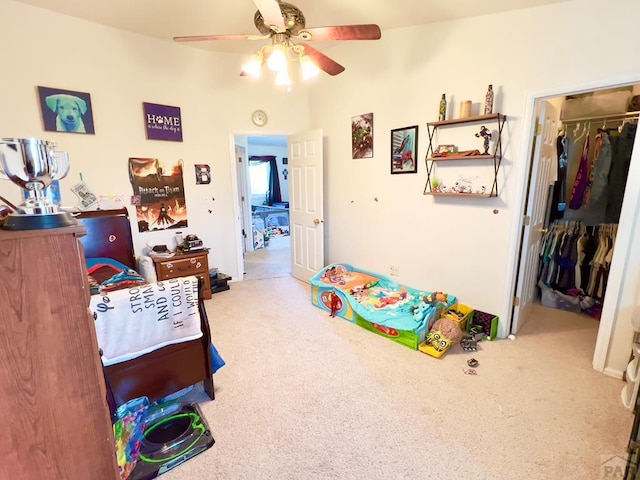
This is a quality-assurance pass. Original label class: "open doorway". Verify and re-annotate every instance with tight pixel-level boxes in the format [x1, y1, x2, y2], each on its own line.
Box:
[511, 83, 639, 370]
[234, 134, 291, 280]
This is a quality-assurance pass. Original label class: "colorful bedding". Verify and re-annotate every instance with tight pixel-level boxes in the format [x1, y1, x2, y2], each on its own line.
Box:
[310, 263, 457, 349]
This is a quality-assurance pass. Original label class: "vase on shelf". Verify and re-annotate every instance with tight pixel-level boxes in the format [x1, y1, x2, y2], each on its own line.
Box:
[439, 94, 447, 121]
[459, 100, 472, 119]
[484, 84, 494, 115]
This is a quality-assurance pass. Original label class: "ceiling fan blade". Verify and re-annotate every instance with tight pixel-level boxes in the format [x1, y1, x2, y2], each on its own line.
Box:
[298, 24, 381, 41]
[299, 43, 345, 76]
[253, 0, 286, 31]
[174, 34, 265, 42]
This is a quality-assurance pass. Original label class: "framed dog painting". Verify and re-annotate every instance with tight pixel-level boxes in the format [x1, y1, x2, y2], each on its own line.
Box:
[37, 86, 95, 134]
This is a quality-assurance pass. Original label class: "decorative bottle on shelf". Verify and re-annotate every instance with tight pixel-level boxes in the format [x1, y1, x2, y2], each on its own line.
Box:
[439, 94, 447, 121]
[484, 84, 494, 115]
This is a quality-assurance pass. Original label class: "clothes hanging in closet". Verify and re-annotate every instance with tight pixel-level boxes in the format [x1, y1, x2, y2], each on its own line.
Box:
[549, 135, 567, 221]
[606, 122, 637, 223]
[550, 120, 637, 226]
[537, 222, 617, 317]
[569, 135, 591, 210]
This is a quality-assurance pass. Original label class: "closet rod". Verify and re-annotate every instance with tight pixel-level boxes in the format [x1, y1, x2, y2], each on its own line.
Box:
[561, 110, 640, 124]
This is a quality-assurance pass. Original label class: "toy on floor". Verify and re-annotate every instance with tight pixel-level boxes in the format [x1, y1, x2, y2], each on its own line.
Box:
[419, 317, 464, 358]
[130, 402, 214, 480]
[113, 396, 150, 480]
[460, 326, 484, 352]
[329, 290, 341, 317]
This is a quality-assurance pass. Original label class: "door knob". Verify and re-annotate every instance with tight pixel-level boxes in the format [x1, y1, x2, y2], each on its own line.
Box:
[538, 228, 548, 234]
[313, 218, 324, 225]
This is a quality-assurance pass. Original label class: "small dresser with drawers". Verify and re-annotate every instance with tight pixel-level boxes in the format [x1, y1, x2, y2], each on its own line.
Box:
[152, 249, 212, 299]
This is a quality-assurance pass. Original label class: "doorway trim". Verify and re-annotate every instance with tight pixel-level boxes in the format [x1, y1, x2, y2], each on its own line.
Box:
[503, 73, 640, 374]
[228, 130, 292, 283]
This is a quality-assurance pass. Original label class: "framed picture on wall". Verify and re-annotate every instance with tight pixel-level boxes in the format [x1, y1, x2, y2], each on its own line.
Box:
[143, 102, 183, 142]
[37, 86, 95, 134]
[390, 125, 418, 174]
[352, 112, 373, 159]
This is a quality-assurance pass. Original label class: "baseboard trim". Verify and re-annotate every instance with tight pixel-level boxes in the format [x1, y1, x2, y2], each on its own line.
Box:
[604, 367, 624, 379]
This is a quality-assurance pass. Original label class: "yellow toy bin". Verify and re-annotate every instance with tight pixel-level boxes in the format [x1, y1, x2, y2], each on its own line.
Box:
[442, 304, 474, 332]
[418, 340, 449, 358]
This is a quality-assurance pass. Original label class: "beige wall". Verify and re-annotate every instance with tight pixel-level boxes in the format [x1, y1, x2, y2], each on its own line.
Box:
[0, 0, 309, 279]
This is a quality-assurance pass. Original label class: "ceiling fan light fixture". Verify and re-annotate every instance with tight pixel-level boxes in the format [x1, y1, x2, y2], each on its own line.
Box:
[267, 44, 287, 72]
[299, 54, 319, 80]
[275, 69, 292, 86]
[241, 52, 263, 79]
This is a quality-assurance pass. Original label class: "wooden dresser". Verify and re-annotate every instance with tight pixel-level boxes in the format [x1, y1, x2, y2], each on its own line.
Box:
[0, 226, 119, 479]
[152, 249, 212, 300]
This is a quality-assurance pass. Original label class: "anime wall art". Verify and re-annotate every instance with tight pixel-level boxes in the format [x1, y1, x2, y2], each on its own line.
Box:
[128, 157, 188, 232]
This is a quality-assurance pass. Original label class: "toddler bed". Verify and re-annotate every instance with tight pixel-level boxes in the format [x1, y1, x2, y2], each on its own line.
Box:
[76, 208, 223, 408]
[310, 263, 457, 349]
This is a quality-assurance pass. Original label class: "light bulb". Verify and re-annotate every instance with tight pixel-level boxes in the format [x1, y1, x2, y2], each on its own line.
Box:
[275, 69, 291, 86]
[267, 45, 288, 72]
[241, 53, 262, 79]
[300, 54, 320, 80]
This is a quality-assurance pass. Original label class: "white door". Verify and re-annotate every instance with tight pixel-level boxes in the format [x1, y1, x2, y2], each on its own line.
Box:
[235, 145, 253, 255]
[289, 129, 324, 282]
[511, 100, 560, 333]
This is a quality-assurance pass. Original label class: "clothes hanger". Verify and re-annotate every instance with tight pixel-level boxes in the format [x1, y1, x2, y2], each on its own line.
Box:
[572, 122, 582, 138]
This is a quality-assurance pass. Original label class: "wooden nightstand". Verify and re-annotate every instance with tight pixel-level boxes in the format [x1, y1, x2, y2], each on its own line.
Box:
[152, 250, 212, 300]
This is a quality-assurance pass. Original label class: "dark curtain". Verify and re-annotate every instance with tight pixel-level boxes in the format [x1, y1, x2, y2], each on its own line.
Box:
[249, 155, 282, 206]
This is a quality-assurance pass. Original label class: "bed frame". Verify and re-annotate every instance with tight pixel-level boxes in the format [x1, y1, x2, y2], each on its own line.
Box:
[76, 208, 215, 407]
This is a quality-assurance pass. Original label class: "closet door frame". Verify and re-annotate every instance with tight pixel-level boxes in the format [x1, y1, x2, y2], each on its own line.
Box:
[504, 74, 640, 376]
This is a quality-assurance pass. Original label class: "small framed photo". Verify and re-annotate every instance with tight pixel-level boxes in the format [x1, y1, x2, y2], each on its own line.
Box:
[434, 144, 457, 154]
[391, 125, 418, 174]
[282, 157, 288, 165]
[37, 86, 95, 134]
[352, 112, 373, 159]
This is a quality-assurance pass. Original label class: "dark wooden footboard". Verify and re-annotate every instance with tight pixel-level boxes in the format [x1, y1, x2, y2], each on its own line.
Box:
[104, 279, 214, 406]
[76, 209, 215, 407]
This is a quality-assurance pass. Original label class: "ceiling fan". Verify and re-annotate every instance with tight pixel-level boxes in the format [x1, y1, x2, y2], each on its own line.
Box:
[173, 0, 381, 79]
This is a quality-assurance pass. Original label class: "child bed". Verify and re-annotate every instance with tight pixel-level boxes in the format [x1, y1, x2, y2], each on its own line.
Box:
[76, 208, 220, 407]
[310, 263, 457, 349]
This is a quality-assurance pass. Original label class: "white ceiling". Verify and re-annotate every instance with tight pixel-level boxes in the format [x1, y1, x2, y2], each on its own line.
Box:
[13, 0, 572, 53]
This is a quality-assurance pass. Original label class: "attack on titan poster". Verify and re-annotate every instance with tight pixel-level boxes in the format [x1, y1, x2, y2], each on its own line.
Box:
[128, 157, 188, 232]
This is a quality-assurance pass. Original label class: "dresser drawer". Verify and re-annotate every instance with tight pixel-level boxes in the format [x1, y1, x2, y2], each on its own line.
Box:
[156, 255, 208, 280]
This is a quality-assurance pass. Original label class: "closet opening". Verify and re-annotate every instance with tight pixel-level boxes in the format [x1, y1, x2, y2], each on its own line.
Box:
[511, 84, 639, 368]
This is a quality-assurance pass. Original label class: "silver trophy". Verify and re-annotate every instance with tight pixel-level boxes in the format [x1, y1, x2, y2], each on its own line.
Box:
[0, 137, 77, 230]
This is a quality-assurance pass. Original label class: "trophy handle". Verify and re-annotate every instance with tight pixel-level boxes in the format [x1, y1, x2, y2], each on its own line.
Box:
[0, 143, 10, 180]
[49, 151, 70, 181]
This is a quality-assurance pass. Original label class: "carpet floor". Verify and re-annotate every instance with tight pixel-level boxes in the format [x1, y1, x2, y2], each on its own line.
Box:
[243, 235, 290, 281]
[164, 276, 633, 480]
